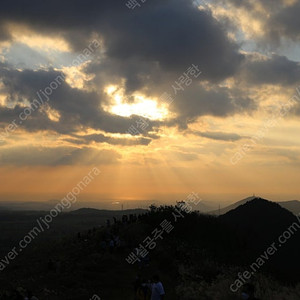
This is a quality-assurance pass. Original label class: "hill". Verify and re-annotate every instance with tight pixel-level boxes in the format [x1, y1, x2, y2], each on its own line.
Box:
[0, 201, 299, 299]
[278, 200, 300, 215]
[219, 198, 298, 241]
[209, 196, 300, 216]
[209, 195, 256, 215]
[219, 197, 300, 281]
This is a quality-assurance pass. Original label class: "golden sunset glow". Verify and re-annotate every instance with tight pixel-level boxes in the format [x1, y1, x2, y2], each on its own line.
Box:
[110, 96, 168, 120]
[0, 0, 299, 207]
[104, 85, 169, 120]
[8, 23, 70, 52]
[1, 2, 300, 299]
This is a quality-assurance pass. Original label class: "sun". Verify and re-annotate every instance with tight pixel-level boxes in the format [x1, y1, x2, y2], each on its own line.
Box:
[104, 85, 169, 120]
[110, 95, 168, 120]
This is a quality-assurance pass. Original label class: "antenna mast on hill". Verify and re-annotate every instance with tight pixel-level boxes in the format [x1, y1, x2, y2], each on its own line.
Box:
[218, 204, 221, 216]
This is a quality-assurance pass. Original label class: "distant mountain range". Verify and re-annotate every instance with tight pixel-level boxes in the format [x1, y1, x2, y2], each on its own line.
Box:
[70, 207, 146, 215]
[0, 196, 299, 215]
[0, 199, 217, 212]
[209, 196, 300, 216]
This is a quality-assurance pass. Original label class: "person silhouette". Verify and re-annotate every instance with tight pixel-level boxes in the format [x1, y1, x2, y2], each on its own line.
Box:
[134, 274, 150, 300]
[24, 290, 39, 300]
[151, 275, 165, 300]
[14, 290, 24, 300]
[241, 283, 259, 300]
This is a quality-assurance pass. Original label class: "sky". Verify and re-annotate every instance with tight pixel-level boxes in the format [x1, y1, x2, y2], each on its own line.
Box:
[0, 0, 300, 206]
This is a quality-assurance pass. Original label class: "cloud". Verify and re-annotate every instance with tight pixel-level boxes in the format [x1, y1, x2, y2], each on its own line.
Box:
[0, 65, 155, 137]
[0, 0, 243, 81]
[0, 0, 272, 154]
[219, 0, 300, 45]
[0, 62, 257, 138]
[0, 23, 10, 42]
[167, 84, 256, 128]
[100, 1, 243, 82]
[0, 0, 258, 142]
[191, 130, 244, 142]
[0, 146, 121, 166]
[66, 133, 152, 146]
[240, 54, 300, 86]
[268, 2, 300, 42]
[1, 2, 297, 92]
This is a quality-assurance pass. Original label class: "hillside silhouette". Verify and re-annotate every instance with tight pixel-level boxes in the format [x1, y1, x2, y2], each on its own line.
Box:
[0, 199, 299, 299]
[219, 198, 300, 282]
[210, 196, 300, 216]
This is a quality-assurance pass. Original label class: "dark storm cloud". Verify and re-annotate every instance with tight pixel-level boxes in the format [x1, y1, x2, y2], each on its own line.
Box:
[100, 1, 243, 82]
[268, 2, 300, 42]
[241, 55, 300, 86]
[86, 57, 164, 95]
[221, 0, 300, 44]
[0, 59, 254, 138]
[0, 146, 121, 166]
[82, 0, 245, 97]
[167, 84, 256, 128]
[0, 65, 155, 138]
[0, 0, 243, 82]
[0, 0, 259, 141]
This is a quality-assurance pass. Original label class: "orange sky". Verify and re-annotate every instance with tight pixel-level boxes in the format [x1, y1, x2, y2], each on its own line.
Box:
[0, 1, 300, 205]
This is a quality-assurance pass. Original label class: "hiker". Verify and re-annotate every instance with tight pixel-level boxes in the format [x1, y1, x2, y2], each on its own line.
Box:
[141, 279, 152, 300]
[114, 235, 121, 252]
[122, 215, 128, 224]
[24, 290, 39, 300]
[14, 289, 24, 300]
[109, 239, 115, 253]
[241, 283, 260, 300]
[100, 240, 107, 252]
[134, 276, 150, 300]
[47, 258, 55, 271]
[151, 275, 165, 300]
[134, 275, 142, 300]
